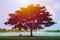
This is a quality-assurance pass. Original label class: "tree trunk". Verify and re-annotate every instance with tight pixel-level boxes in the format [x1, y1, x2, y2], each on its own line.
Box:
[30, 28, 33, 36]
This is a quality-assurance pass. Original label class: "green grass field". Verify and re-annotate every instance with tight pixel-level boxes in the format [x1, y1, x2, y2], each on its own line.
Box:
[0, 36, 60, 40]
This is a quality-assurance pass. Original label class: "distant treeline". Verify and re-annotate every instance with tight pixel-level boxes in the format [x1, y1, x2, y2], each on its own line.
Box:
[0, 28, 35, 32]
[0, 28, 7, 32]
[0, 28, 27, 32]
[45, 30, 60, 32]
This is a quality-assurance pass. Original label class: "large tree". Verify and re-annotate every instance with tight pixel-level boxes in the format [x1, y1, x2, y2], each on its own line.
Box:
[4, 4, 55, 36]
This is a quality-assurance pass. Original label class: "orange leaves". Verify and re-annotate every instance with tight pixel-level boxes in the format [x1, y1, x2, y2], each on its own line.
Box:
[4, 4, 55, 30]
[15, 4, 42, 19]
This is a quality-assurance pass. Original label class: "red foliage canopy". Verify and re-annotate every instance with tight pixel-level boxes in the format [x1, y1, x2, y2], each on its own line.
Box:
[4, 4, 55, 30]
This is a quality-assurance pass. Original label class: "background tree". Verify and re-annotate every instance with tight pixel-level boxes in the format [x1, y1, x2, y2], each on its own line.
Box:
[4, 4, 55, 36]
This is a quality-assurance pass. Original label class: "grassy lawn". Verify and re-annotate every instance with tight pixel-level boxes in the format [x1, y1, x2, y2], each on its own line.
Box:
[0, 36, 60, 40]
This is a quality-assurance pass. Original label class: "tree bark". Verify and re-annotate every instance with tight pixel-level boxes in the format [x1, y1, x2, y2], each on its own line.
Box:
[30, 27, 33, 36]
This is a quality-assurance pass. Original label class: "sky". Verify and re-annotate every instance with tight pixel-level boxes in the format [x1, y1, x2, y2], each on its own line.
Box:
[0, 0, 60, 30]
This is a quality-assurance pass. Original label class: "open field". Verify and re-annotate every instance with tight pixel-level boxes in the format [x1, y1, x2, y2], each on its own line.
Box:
[0, 36, 60, 40]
